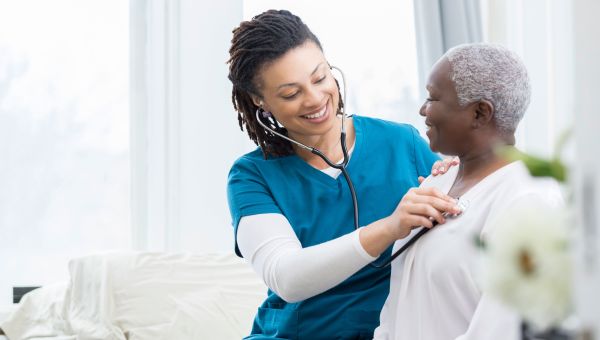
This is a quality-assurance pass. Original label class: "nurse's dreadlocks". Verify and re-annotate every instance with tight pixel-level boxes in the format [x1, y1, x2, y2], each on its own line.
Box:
[227, 10, 342, 158]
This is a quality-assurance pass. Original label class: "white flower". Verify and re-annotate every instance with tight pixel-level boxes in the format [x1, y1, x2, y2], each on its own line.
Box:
[482, 199, 571, 330]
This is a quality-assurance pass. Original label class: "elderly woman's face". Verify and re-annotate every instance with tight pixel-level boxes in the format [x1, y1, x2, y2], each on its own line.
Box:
[419, 58, 473, 155]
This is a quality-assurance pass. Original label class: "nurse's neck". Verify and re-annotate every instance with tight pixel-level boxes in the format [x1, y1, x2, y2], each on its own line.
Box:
[292, 117, 356, 170]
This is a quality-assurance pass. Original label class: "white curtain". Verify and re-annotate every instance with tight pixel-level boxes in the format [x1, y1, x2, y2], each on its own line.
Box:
[413, 0, 483, 97]
[482, 0, 574, 158]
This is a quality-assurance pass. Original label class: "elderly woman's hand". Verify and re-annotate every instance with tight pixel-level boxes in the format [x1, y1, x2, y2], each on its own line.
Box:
[418, 157, 460, 184]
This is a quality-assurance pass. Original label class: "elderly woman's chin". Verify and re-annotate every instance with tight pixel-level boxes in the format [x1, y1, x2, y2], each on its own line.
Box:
[426, 135, 442, 153]
[429, 140, 455, 157]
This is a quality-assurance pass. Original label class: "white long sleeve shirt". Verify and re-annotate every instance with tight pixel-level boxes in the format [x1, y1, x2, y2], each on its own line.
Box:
[237, 145, 381, 303]
[237, 214, 376, 302]
[373, 161, 563, 340]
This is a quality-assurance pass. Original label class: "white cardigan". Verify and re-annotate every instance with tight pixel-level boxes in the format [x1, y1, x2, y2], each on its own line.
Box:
[374, 161, 563, 340]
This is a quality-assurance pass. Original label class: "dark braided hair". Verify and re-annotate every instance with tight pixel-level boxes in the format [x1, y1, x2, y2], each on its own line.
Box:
[227, 10, 341, 158]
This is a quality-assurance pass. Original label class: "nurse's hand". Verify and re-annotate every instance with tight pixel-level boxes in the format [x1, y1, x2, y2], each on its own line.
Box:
[359, 187, 460, 257]
[387, 187, 461, 240]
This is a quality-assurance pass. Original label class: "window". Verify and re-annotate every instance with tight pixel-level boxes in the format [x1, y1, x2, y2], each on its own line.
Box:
[0, 1, 130, 306]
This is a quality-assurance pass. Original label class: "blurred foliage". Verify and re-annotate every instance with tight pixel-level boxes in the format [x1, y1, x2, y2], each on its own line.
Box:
[498, 147, 567, 182]
[497, 129, 571, 183]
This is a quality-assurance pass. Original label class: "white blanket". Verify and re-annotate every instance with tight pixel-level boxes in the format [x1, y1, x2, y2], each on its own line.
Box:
[0, 252, 266, 340]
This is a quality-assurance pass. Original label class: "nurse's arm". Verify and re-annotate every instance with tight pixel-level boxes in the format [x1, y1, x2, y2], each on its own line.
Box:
[238, 213, 377, 303]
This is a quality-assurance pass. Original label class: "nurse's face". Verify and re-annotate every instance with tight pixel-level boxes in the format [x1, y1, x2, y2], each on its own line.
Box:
[253, 41, 340, 142]
[419, 58, 473, 155]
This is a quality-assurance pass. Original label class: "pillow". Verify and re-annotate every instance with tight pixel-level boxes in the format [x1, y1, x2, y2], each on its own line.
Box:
[74, 252, 266, 339]
[0, 280, 123, 340]
[1, 251, 266, 340]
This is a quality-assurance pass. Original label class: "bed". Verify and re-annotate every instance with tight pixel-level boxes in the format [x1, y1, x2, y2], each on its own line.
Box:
[0, 252, 266, 340]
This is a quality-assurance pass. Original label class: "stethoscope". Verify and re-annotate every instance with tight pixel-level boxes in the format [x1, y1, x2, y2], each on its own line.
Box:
[255, 65, 466, 268]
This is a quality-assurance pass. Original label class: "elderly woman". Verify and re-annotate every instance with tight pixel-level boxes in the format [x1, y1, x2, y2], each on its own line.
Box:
[373, 43, 562, 339]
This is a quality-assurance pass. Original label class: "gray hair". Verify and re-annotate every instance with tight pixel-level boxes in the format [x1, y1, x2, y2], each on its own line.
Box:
[444, 43, 531, 134]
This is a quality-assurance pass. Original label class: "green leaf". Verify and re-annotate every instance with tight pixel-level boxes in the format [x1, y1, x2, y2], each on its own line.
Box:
[496, 146, 567, 182]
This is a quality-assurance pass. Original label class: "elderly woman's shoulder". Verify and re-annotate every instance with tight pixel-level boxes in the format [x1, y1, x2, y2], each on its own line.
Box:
[499, 161, 565, 207]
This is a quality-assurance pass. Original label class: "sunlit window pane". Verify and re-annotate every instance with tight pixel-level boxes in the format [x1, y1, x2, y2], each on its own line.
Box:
[0, 0, 129, 305]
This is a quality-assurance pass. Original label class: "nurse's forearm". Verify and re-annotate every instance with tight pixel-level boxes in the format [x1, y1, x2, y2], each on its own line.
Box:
[238, 214, 378, 303]
[266, 230, 377, 302]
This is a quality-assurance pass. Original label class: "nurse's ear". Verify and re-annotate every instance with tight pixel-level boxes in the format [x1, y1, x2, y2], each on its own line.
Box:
[472, 99, 494, 129]
[251, 95, 263, 108]
[251, 96, 273, 119]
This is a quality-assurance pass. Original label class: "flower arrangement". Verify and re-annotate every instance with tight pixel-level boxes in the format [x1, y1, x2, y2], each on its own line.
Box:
[481, 200, 571, 330]
[480, 131, 574, 339]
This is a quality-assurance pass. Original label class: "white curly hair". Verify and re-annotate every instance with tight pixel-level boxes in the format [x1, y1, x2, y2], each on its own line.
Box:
[444, 43, 531, 134]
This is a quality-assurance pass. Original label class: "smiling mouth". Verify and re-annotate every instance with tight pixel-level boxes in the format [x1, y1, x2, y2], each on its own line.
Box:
[301, 102, 328, 119]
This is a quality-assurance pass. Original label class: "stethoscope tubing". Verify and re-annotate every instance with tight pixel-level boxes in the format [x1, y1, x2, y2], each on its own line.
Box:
[254, 65, 433, 268]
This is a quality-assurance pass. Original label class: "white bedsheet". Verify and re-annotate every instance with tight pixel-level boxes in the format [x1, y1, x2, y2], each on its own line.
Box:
[0, 252, 266, 340]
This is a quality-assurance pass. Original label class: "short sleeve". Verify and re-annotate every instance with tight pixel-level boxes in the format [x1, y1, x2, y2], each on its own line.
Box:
[227, 156, 282, 256]
[410, 126, 440, 178]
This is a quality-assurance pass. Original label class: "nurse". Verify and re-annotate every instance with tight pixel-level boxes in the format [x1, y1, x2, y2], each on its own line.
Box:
[226, 10, 460, 339]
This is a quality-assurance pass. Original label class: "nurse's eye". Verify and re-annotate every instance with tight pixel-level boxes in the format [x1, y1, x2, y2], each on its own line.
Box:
[282, 92, 299, 100]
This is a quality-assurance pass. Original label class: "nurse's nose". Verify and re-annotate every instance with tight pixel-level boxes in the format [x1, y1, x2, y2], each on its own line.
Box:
[303, 85, 323, 108]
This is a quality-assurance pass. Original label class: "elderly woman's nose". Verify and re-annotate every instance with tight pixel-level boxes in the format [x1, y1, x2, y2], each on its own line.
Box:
[419, 103, 427, 117]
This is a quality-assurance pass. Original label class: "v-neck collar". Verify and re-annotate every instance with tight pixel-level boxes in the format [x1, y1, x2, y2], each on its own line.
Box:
[438, 160, 524, 202]
[289, 116, 365, 187]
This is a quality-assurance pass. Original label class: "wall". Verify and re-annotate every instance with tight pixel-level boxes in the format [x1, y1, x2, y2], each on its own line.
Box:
[573, 0, 600, 335]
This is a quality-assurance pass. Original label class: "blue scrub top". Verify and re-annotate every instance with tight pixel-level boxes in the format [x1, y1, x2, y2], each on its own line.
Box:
[227, 116, 439, 339]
